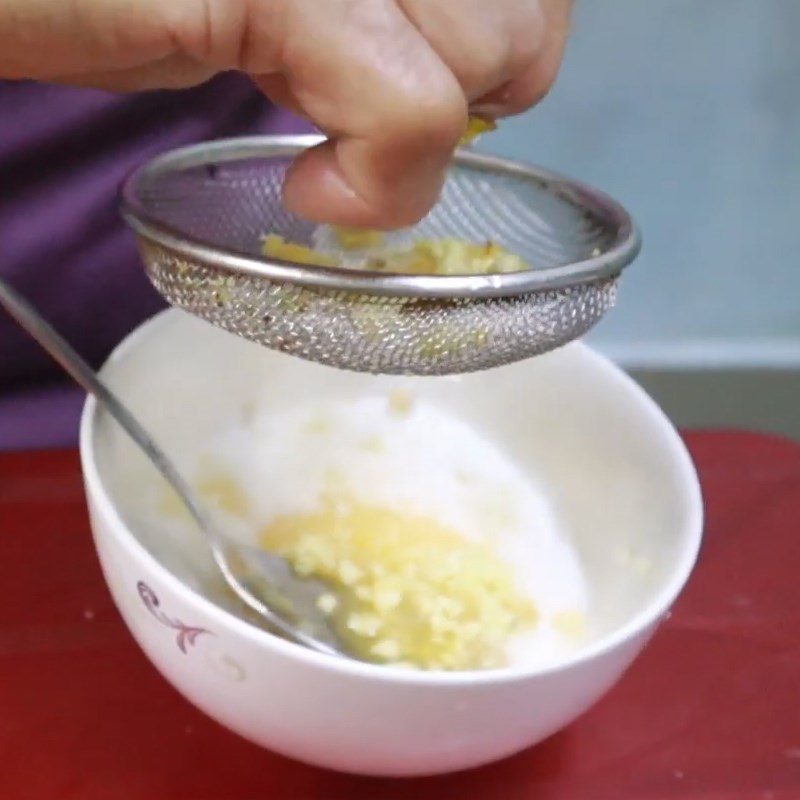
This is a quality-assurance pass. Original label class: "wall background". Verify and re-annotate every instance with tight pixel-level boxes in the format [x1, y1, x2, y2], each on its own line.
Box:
[476, 0, 800, 371]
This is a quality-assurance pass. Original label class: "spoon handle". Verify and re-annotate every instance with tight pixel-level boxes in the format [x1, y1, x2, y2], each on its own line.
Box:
[0, 278, 346, 657]
[0, 278, 207, 531]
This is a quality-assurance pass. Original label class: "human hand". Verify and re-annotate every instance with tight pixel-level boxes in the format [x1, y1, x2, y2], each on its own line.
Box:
[1, 0, 572, 227]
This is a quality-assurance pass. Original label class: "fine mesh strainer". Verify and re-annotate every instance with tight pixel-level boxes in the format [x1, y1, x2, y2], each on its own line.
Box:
[121, 135, 640, 375]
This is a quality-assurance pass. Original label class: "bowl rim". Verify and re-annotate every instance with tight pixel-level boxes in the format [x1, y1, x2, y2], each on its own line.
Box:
[80, 309, 703, 687]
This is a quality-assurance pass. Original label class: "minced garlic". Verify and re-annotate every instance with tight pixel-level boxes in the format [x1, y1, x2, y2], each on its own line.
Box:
[387, 388, 414, 418]
[261, 233, 337, 268]
[461, 114, 497, 145]
[330, 226, 386, 251]
[260, 116, 528, 278]
[325, 114, 493, 255]
[316, 593, 339, 614]
[262, 234, 529, 276]
[259, 487, 537, 671]
[368, 239, 529, 276]
[552, 610, 588, 641]
[159, 465, 249, 521]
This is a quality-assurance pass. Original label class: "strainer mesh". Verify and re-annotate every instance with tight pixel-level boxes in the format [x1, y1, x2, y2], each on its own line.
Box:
[132, 152, 623, 375]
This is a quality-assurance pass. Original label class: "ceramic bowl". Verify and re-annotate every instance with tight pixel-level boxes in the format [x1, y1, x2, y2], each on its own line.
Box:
[80, 309, 702, 777]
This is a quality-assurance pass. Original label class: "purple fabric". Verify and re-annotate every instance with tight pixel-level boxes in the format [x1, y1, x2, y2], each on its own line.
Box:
[0, 384, 85, 451]
[0, 75, 308, 451]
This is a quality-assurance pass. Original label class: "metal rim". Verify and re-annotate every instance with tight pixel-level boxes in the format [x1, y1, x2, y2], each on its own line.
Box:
[120, 135, 641, 299]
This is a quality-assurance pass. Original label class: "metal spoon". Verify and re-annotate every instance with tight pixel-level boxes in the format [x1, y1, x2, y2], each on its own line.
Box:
[0, 277, 346, 659]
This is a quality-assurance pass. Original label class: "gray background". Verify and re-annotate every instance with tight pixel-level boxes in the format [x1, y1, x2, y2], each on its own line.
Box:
[475, 0, 800, 437]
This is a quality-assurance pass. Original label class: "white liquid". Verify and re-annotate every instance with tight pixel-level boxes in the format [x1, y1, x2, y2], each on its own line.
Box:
[144, 393, 591, 669]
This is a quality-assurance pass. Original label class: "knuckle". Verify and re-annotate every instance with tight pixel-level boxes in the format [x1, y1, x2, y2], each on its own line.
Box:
[449, 6, 546, 97]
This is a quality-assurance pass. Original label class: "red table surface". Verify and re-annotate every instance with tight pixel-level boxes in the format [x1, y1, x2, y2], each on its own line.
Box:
[0, 431, 799, 800]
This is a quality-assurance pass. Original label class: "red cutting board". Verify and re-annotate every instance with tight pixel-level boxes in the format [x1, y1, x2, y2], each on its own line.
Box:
[0, 431, 799, 799]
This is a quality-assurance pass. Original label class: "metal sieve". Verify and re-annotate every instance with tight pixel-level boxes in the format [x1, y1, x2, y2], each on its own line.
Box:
[121, 135, 640, 375]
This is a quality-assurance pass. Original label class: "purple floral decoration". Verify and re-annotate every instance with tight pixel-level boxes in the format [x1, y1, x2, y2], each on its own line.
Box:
[137, 581, 212, 654]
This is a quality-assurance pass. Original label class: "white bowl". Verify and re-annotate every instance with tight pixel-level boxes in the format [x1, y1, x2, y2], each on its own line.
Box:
[80, 309, 702, 777]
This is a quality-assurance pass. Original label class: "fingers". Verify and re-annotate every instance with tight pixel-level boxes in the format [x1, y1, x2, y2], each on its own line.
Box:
[398, 0, 573, 120]
[1, 0, 180, 80]
[397, 0, 546, 104]
[472, 0, 573, 117]
[179, 0, 573, 228]
[51, 53, 215, 92]
[273, 0, 467, 229]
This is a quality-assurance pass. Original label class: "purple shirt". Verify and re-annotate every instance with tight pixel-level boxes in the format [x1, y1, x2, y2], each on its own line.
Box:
[0, 75, 307, 451]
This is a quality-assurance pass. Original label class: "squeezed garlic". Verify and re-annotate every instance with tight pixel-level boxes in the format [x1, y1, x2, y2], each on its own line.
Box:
[260, 485, 538, 670]
[260, 116, 529, 278]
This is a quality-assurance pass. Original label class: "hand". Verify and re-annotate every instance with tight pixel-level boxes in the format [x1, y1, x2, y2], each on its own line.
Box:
[1, 0, 572, 228]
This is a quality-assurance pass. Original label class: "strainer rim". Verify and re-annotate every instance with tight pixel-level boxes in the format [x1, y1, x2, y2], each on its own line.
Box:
[120, 135, 640, 299]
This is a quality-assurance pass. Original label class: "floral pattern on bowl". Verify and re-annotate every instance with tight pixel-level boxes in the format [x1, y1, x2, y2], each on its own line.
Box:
[137, 581, 212, 654]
